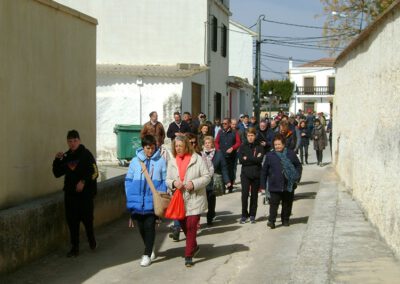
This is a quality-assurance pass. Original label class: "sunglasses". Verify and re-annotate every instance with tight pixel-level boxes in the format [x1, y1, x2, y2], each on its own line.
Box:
[222, 122, 229, 125]
[190, 141, 197, 144]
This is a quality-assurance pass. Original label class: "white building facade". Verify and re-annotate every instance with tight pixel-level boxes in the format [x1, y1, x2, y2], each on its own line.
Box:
[288, 58, 336, 117]
[57, 0, 230, 161]
[228, 20, 255, 119]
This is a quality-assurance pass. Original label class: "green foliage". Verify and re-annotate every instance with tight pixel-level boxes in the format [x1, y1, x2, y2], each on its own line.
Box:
[319, 0, 396, 54]
[260, 80, 294, 104]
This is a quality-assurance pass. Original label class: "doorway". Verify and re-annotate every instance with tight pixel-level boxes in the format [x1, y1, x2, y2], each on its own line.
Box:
[191, 83, 202, 117]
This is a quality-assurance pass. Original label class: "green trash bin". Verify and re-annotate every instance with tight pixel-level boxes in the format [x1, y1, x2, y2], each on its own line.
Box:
[113, 124, 142, 165]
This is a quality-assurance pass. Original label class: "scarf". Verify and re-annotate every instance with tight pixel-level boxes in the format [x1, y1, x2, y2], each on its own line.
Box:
[176, 154, 191, 182]
[201, 149, 215, 176]
[275, 148, 299, 192]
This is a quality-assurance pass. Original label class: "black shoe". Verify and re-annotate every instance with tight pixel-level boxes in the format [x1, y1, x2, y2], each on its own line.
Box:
[67, 247, 79, 257]
[168, 229, 180, 242]
[267, 221, 275, 229]
[207, 220, 213, 226]
[185, 257, 194, 267]
[282, 220, 290, 227]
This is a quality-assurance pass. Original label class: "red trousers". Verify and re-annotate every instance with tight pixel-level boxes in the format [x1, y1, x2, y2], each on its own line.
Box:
[180, 215, 200, 257]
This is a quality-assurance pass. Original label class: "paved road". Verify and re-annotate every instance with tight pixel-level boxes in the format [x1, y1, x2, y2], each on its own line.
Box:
[3, 150, 329, 284]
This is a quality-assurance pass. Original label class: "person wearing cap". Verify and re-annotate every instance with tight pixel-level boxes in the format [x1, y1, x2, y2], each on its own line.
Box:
[52, 130, 99, 257]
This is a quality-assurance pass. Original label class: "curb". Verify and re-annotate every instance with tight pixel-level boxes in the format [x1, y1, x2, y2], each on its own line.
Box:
[290, 167, 339, 284]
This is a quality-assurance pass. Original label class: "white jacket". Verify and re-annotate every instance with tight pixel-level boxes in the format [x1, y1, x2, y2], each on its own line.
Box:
[166, 154, 211, 216]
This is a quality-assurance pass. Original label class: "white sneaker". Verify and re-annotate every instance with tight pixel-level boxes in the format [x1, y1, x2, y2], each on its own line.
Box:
[140, 255, 151, 267]
[150, 251, 156, 261]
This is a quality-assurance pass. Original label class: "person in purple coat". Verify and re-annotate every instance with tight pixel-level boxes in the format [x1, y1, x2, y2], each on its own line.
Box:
[260, 134, 302, 229]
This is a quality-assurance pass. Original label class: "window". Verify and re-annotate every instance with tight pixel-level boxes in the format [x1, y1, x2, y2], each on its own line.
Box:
[211, 16, 218, 52]
[304, 77, 314, 94]
[215, 92, 222, 119]
[221, 24, 227, 57]
[328, 77, 335, 94]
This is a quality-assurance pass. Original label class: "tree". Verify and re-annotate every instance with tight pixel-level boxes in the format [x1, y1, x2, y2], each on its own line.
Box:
[319, 0, 396, 54]
[260, 80, 294, 109]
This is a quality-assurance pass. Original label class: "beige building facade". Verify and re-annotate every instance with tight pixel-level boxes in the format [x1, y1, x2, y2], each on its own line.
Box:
[334, 1, 400, 256]
[0, 0, 97, 209]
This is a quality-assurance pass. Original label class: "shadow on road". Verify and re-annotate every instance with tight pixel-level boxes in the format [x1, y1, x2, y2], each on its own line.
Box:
[153, 243, 250, 265]
[294, 192, 317, 201]
[298, 181, 319, 186]
[198, 225, 242, 237]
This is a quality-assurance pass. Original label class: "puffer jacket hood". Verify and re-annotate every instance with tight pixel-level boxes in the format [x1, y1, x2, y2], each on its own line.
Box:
[135, 147, 162, 162]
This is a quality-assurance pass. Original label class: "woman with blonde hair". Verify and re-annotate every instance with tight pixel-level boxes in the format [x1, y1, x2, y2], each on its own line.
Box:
[166, 135, 211, 267]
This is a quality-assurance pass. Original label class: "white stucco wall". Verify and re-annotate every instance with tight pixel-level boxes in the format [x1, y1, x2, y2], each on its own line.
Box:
[229, 21, 255, 84]
[96, 74, 185, 161]
[290, 68, 335, 88]
[56, 0, 207, 65]
[0, 0, 97, 208]
[208, 1, 230, 118]
[334, 5, 400, 257]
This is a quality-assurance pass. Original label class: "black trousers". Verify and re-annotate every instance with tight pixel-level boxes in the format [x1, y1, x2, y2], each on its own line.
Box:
[316, 150, 323, 164]
[206, 190, 216, 222]
[241, 174, 260, 218]
[132, 214, 156, 257]
[64, 193, 95, 249]
[299, 144, 309, 163]
[225, 154, 236, 184]
[269, 191, 295, 223]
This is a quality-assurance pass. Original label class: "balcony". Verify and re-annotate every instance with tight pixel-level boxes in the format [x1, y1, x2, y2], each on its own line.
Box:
[296, 86, 335, 96]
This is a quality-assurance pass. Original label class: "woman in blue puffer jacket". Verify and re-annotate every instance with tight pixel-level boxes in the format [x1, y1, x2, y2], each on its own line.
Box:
[125, 135, 167, 267]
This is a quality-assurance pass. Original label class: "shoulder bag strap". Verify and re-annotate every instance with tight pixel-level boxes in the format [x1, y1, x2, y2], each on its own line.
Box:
[140, 161, 158, 195]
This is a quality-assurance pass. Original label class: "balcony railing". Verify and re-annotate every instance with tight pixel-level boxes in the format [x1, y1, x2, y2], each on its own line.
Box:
[296, 86, 335, 95]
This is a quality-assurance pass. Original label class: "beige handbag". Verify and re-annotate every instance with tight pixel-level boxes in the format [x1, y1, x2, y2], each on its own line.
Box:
[140, 161, 171, 218]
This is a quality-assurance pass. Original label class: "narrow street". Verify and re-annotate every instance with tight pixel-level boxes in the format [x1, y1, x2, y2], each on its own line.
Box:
[3, 151, 327, 284]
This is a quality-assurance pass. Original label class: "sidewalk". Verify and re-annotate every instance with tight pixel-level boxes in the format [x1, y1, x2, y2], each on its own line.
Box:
[290, 165, 400, 283]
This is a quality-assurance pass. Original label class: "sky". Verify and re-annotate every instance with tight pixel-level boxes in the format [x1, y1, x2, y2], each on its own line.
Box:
[230, 0, 331, 80]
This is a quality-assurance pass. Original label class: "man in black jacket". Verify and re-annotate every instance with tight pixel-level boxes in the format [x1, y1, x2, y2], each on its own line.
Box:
[167, 112, 192, 141]
[53, 130, 98, 257]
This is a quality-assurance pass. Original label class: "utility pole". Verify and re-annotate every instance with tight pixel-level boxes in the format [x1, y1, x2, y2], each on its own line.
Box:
[254, 15, 265, 123]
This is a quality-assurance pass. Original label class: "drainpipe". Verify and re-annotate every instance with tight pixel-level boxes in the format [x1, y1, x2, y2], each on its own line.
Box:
[206, 0, 212, 117]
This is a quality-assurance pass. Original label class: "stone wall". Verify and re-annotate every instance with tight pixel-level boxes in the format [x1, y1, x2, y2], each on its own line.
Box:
[0, 176, 126, 274]
[333, 2, 400, 257]
[0, 0, 97, 209]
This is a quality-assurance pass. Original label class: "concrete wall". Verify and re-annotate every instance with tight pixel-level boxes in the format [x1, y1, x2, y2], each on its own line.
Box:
[0, 0, 97, 209]
[334, 4, 400, 256]
[0, 175, 126, 274]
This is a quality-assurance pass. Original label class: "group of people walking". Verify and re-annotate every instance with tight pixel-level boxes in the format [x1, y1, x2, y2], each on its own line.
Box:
[52, 108, 329, 268]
